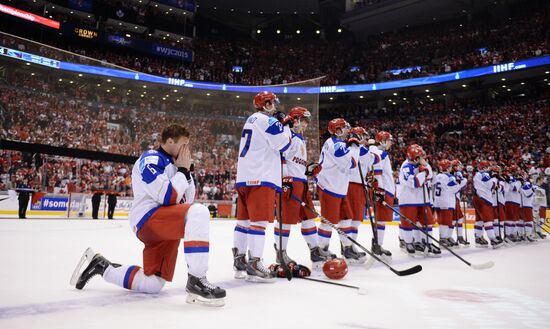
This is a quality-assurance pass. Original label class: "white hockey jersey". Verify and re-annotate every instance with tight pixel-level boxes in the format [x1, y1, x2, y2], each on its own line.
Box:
[534, 185, 547, 208]
[283, 131, 308, 183]
[349, 145, 375, 185]
[473, 171, 497, 207]
[433, 173, 465, 210]
[497, 180, 506, 206]
[397, 160, 433, 206]
[504, 176, 522, 205]
[371, 148, 396, 197]
[236, 112, 292, 192]
[454, 170, 465, 200]
[129, 148, 195, 234]
[316, 137, 357, 198]
[521, 181, 535, 208]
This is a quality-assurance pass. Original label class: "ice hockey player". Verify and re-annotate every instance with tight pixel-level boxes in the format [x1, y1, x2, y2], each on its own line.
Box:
[70, 124, 226, 307]
[520, 173, 536, 242]
[503, 164, 522, 243]
[533, 176, 547, 239]
[368, 131, 396, 259]
[397, 144, 440, 257]
[433, 159, 466, 248]
[450, 159, 469, 246]
[232, 91, 293, 282]
[274, 106, 329, 269]
[492, 165, 506, 243]
[472, 160, 503, 248]
[345, 126, 373, 263]
[315, 118, 363, 264]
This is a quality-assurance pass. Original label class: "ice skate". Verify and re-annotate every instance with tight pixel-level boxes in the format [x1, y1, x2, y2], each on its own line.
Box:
[186, 274, 226, 307]
[232, 247, 247, 279]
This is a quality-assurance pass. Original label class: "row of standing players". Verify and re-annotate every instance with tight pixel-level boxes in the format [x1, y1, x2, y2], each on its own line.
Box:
[231, 91, 548, 282]
[69, 91, 547, 307]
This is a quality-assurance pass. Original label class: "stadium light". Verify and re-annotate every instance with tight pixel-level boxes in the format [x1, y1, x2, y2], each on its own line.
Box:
[337, 28, 342, 33]
[296, 30, 301, 34]
[276, 30, 281, 34]
[256, 29, 261, 34]
[316, 30, 320, 34]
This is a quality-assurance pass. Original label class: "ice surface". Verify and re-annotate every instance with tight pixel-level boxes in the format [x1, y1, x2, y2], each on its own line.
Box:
[1, 219, 549, 329]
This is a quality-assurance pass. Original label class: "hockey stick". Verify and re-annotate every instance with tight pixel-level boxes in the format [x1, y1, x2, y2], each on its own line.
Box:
[298, 276, 368, 295]
[495, 180, 503, 239]
[278, 153, 292, 281]
[289, 194, 422, 276]
[462, 196, 469, 243]
[357, 161, 379, 246]
[357, 161, 378, 269]
[379, 201, 495, 270]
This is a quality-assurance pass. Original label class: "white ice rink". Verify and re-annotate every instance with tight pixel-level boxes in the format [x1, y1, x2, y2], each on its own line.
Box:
[1, 218, 549, 329]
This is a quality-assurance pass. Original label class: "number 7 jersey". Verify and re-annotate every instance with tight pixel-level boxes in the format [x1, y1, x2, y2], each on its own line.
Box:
[236, 111, 292, 192]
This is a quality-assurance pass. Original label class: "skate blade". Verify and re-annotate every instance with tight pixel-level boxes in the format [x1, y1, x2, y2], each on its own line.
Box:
[381, 255, 392, 263]
[70, 247, 95, 286]
[234, 270, 246, 279]
[426, 253, 442, 258]
[245, 275, 276, 283]
[186, 293, 225, 307]
[475, 244, 489, 249]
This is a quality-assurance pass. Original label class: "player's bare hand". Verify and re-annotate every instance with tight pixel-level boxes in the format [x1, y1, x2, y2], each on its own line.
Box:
[175, 143, 192, 169]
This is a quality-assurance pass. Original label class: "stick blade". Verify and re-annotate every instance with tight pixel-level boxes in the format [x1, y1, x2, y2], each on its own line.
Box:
[393, 264, 423, 276]
[363, 255, 376, 270]
[471, 261, 494, 270]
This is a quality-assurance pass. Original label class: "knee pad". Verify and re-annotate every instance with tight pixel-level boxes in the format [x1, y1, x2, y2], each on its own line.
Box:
[142, 275, 166, 294]
[185, 204, 210, 240]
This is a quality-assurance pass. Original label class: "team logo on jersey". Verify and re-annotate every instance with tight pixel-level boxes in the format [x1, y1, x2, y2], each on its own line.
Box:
[139, 156, 159, 173]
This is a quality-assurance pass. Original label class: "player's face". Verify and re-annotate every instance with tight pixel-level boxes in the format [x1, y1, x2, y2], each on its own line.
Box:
[294, 118, 309, 133]
[166, 136, 189, 157]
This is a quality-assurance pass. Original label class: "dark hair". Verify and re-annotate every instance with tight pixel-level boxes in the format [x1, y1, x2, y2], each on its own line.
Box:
[161, 124, 190, 143]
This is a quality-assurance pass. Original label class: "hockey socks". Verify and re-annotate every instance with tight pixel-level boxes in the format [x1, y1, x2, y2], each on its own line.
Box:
[103, 265, 165, 294]
[233, 219, 249, 254]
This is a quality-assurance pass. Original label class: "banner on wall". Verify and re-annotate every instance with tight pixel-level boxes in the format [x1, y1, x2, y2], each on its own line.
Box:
[105, 34, 193, 62]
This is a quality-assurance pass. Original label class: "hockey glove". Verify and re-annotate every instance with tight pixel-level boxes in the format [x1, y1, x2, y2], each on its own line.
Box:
[274, 111, 294, 128]
[346, 132, 361, 147]
[282, 177, 293, 199]
[305, 162, 321, 177]
[374, 190, 385, 203]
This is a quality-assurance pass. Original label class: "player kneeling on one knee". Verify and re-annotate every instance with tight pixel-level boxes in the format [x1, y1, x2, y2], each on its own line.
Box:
[70, 124, 226, 307]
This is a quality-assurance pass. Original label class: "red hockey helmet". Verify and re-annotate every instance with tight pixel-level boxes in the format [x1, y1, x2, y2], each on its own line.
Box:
[438, 159, 452, 172]
[350, 126, 368, 138]
[451, 159, 463, 169]
[253, 91, 279, 110]
[507, 164, 520, 174]
[490, 165, 501, 173]
[323, 258, 348, 280]
[288, 106, 311, 122]
[327, 118, 350, 135]
[478, 160, 491, 171]
[406, 144, 426, 161]
[375, 131, 393, 143]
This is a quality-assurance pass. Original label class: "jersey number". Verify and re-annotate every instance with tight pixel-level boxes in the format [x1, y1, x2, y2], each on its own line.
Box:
[435, 182, 442, 197]
[240, 129, 253, 157]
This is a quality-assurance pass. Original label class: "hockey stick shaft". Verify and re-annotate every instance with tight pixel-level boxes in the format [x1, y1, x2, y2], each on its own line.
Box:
[278, 153, 292, 281]
[298, 276, 365, 293]
[462, 195, 468, 242]
[357, 161, 379, 245]
[289, 194, 422, 276]
[380, 200, 488, 268]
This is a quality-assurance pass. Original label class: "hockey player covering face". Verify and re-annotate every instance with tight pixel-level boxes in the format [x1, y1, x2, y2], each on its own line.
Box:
[71, 124, 226, 307]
